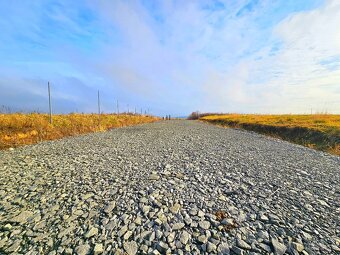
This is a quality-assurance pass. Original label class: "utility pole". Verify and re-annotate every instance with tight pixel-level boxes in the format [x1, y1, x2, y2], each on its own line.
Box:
[48, 82, 52, 124]
[117, 100, 119, 115]
[98, 90, 101, 126]
[127, 104, 129, 114]
[135, 107, 137, 115]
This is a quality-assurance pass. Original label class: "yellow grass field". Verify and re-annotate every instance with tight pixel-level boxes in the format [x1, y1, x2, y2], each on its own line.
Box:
[201, 114, 340, 155]
[0, 113, 159, 150]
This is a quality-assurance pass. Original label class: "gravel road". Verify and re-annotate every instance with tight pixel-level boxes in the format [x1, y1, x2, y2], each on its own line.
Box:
[0, 120, 339, 255]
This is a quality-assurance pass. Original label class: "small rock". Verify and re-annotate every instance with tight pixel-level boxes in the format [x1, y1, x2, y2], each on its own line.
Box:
[237, 239, 251, 250]
[258, 243, 272, 253]
[231, 246, 245, 255]
[207, 242, 217, 253]
[149, 174, 160, 180]
[180, 231, 190, 244]
[94, 243, 103, 255]
[135, 216, 142, 225]
[157, 241, 169, 253]
[124, 231, 133, 240]
[3, 223, 12, 231]
[271, 238, 287, 255]
[75, 244, 91, 255]
[260, 214, 269, 222]
[170, 203, 181, 214]
[292, 242, 304, 252]
[123, 241, 138, 255]
[10, 211, 34, 224]
[64, 248, 73, 255]
[221, 218, 234, 225]
[82, 193, 93, 200]
[167, 232, 175, 243]
[218, 243, 230, 254]
[85, 227, 98, 238]
[198, 235, 208, 244]
[104, 201, 116, 214]
[198, 221, 210, 230]
[118, 225, 128, 237]
[257, 230, 269, 240]
[301, 231, 312, 241]
[172, 222, 185, 230]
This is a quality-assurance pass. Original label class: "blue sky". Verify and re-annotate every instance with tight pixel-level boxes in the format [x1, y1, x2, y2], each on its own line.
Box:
[0, 0, 339, 115]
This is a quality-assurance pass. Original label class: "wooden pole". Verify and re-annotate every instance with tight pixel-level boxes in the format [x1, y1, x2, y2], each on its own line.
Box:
[48, 82, 52, 124]
[98, 90, 101, 126]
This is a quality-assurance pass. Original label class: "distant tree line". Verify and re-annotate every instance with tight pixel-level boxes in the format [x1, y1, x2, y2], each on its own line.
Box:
[187, 111, 226, 120]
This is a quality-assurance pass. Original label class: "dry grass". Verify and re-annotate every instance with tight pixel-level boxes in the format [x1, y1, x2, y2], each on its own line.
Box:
[201, 114, 340, 155]
[0, 113, 159, 150]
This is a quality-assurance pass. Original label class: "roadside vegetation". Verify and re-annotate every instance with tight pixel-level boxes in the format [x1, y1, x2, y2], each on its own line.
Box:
[0, 113, 159, 150]
[192, 113, 340, 156]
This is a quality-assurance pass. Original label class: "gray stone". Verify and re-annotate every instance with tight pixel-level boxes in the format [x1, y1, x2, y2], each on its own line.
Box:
[291, 242, 304, 252]
[170, 203, 181, 214]
[124, 230, 133, 240]
[104, 201, 116, 213]
[118, 225, 128, 237]
[271, 238, 287, 255]
[258, 243, 272, 253]
[172, 222, 185, 230]
[10, 211, 34, 224]
[157, 241, 169, 253]
[197, 235, 208, 244]
[237, 239, 251, 250]
[94, 243, 103, 255]
[198, 221, 210, 230]
[84, 227, 98, 238]
[180, 230, 190, 244]
[123, 241, 138, 255]
[75, 244, 91, 255]
[257, 230, 269, 240]
[149, 174, 160, 180]
[207, 242, 217, 253]
[231, 246, 245, 255]
[218, 243, 230, 254]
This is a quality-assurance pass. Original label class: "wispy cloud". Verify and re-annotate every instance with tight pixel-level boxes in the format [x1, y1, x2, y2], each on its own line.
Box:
[0, 0, 339, 115]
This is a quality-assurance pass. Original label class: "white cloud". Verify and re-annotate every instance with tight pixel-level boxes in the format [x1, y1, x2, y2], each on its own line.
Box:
[254, 0, 340, 113]
[200, 0, 340, 114]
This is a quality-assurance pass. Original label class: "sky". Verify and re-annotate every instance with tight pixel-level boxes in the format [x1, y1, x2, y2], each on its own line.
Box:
[0, 0, 339, 116]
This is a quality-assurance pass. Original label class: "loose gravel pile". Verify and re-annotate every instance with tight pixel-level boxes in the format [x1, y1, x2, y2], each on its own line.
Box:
[0, 120, 339, 255]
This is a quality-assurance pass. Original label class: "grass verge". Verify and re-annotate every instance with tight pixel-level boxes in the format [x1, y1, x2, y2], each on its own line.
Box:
[200, 114, 340, 156]
[0, 113, 159, 150]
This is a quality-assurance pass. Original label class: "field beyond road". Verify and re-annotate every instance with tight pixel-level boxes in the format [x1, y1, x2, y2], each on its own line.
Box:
[0, 113, 159, 150]
[200, 114, 340, 155]
[0, 120, 339, 254]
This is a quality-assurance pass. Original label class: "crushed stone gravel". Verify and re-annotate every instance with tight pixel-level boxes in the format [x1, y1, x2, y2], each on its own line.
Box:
[0, 120, 339, 254]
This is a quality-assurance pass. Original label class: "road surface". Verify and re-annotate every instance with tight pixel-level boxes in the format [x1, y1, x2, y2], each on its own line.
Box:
[0, 120, 339, 254]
